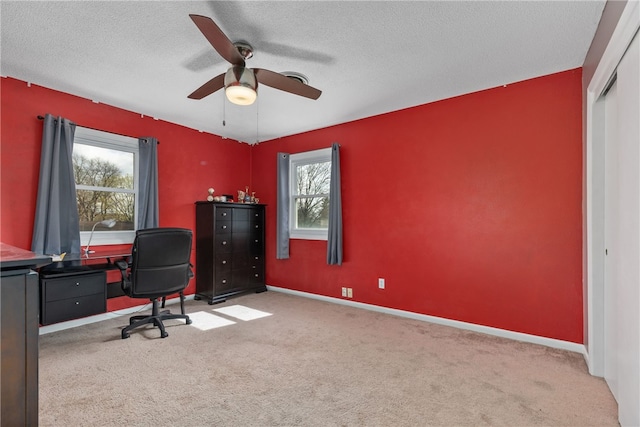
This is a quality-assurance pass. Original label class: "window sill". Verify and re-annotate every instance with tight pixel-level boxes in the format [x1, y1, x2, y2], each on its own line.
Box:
[290, 231, 328, 241]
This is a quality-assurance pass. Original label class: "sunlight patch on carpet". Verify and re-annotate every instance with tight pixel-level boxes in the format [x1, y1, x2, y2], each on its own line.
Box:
[213, 305, 273, 321]
[188, 311, 236, 330]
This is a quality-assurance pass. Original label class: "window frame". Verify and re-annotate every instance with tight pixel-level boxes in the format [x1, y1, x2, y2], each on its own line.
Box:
[73, 127, 139, 246]
[289, 147, 332, 241]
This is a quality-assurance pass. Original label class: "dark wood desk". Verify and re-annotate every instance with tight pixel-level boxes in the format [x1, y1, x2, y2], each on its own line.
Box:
[1, 243, 52, 427]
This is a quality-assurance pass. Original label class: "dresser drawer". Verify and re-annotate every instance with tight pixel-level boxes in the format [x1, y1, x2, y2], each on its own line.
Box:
[215, 253, 232, 271]
[214, 233, 232, 253]
[250, 209, 264, 223]
[215, 274, 233, 293]
[215, 220, 231, 233]
[42, 271, 106, 302]
[42, 293, 106, 325]
[216, 207, 232, 221]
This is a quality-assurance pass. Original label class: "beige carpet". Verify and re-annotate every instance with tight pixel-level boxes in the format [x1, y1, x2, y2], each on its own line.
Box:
[38, 291, 618, 426]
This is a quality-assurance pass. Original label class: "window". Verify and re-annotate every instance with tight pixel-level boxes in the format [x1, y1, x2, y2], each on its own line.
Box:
[289, 148, 332, 240]
[73, 127, 139, 246]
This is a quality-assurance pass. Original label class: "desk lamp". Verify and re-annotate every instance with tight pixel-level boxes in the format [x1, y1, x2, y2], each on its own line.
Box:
[84, 219, 116, 255]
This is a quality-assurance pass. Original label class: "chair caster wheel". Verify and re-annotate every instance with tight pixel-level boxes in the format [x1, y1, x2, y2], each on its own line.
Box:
[186, 318, 192, 325]
[122, 332, 130, 339]
[161, 331, 168, 338]
[194, 295, 201, 301]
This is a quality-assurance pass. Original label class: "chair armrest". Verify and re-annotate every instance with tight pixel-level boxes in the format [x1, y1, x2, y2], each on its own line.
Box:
[114, 259, 130, 292]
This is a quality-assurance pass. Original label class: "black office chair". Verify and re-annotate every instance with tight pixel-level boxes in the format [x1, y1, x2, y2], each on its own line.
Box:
[115, 227, 193, 339]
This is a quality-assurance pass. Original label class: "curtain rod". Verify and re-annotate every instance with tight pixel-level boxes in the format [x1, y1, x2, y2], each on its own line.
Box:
[36, 115, 159, 144]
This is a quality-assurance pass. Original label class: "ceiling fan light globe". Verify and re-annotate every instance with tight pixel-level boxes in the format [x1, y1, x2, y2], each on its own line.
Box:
[224, 66, 257, 106]
[225, 85, 257, 106]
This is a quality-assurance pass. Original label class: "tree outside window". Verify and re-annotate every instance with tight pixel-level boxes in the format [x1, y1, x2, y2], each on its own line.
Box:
[72, 126, 139, 246]
[289, 147, 332, 240]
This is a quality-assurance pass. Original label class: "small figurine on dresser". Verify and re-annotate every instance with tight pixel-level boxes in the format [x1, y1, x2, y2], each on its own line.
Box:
[206, 187, 215, 202]
[237, 187, 259, 203]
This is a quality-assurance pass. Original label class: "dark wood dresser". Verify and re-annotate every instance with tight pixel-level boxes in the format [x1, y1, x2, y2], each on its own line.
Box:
[194, 202, 266, 304]
[1, 243, 51, 427]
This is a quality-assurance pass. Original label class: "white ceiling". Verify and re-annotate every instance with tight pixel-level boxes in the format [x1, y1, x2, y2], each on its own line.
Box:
[1, 1, 605, 144]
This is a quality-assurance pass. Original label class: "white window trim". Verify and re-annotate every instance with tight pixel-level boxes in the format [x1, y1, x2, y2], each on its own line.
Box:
[74, 127, 139, 246]
[289, 147, 331, 241]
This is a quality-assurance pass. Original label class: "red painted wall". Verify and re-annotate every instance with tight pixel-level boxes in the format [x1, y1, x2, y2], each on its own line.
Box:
[0, 77, 251, 310]
[251, 69, 584, 343]
[1, 69, 583, 342]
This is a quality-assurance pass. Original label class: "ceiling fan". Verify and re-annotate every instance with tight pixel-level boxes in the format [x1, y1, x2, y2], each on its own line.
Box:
[187, 14, 322, 106]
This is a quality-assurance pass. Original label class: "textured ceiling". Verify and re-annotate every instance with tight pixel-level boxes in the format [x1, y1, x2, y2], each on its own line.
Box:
[1, 1, 605, 144]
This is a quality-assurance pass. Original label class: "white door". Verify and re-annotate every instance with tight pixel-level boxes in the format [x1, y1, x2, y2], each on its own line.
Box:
[603, 31, 640, 427]
[613, 31, 640, 427]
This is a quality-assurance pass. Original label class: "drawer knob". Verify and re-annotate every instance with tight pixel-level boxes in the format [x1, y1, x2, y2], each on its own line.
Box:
[254, 274, 259, 278]
[222, 241, 227, 245]
[222, 212, 227, 216]
[75, 282, 80, 286]
[75, 301, 80, 305]
[255, 225, 259, 228]
[222, 279, 227, 284]
[222, 260, 227, 264]
[222, 225, 227, 229]
[255, 239, 259, 243]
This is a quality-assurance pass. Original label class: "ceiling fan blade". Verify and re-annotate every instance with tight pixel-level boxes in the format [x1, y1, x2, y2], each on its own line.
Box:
[254, 69, 322, 100]
[188, 73, 225, 100]
[189, 14, 245, 67]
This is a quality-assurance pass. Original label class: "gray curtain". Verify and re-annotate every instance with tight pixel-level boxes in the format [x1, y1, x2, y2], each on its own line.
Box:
[31, 114, 81, 255]
[327, 143, 343, 265]
[138, 137, 159, 229]
[276, 152, 290, 259]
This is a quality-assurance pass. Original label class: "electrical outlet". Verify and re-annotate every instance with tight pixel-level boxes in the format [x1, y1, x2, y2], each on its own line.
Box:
[347, 288, 353, 298]
[378, 278, 385, 289]
[342, 287, 347, 297]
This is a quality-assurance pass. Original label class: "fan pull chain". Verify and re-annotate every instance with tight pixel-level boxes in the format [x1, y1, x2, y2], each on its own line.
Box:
[255, 98, 259, 144]
[222, 94, 226, 126]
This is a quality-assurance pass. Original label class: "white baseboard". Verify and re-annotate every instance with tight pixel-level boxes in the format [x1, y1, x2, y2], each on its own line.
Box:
[267, 285, 587, 356]
[39, 287, 588, 358]
[38, 294, 194, 335]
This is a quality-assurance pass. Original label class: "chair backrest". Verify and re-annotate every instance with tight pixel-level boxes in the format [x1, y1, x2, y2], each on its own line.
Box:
[128, 227, 193, 299]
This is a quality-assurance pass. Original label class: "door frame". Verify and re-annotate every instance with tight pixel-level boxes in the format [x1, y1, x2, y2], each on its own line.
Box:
[585, 0, 639, 377]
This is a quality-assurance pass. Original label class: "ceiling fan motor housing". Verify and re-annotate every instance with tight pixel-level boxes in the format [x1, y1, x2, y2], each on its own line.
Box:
[224, 66, 258, 105]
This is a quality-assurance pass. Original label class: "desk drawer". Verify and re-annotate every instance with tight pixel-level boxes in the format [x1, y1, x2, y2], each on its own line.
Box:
[42, 293, 106, 325]
[42, 272, 106, 302]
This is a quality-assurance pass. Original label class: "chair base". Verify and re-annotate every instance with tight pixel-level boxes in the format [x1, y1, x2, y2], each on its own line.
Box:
[121, 294, 191, 339]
